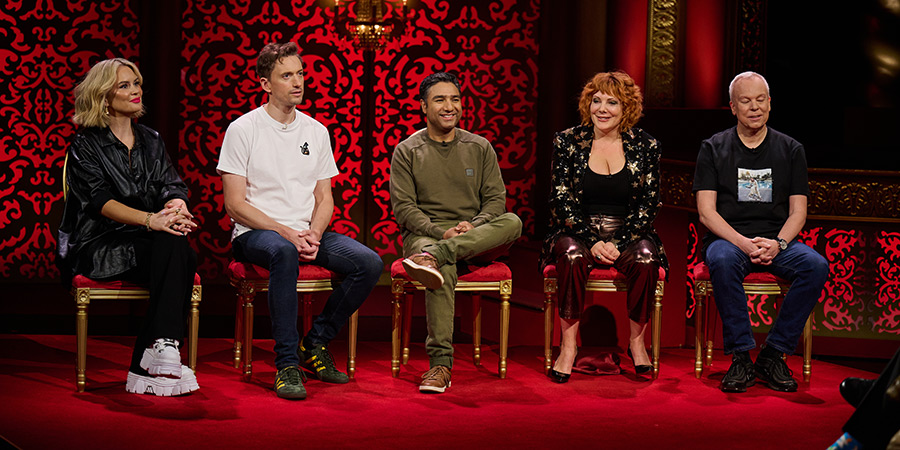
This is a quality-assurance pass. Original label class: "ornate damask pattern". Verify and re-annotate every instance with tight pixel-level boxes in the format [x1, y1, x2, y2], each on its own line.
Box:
[645, 0, 678, 107]
[180, 0, 539, 280]
[181, 1, 360, 279]
[370, 0, 540, 259]
[685, 219, 900, 339]
[662, 162, 900, 222]
[684, 222, 701, 320]
[808, 171, 900, 221]
[808, 227, 865, 333]
[0, 0, 138, 282]
[736, 0, 766, 73]
[874, 231, 900, 334]
[659, 159, 695, 209]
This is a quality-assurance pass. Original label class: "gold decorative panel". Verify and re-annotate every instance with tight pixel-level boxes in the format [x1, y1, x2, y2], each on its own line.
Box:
[661, 160, 900, 222]
[646, 0, 679, 107]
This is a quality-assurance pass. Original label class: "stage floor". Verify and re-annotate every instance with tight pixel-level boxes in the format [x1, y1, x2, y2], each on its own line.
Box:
[0, 334, 873, 449]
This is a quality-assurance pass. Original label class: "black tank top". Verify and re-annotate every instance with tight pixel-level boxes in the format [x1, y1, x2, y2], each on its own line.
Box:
[583, 167, 630, 216]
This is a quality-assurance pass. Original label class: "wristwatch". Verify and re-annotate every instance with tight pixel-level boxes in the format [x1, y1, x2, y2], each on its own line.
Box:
[775, 237, 788, 251]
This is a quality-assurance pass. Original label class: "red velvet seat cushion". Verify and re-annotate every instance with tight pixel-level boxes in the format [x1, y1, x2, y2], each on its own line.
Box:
[390, 259, 511, 282]
[226, 260, 333, 281]
[72, 273, 201, 289]
[692, 262, 787, 284]
[542, 264, 666, 282]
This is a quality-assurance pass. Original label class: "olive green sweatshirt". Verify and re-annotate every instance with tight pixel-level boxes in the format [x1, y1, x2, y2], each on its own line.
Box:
[390, 128, 508, 240]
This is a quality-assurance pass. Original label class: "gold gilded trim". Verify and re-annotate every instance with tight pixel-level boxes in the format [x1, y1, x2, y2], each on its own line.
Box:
[660, 159, 900, 222]
[646, 0, 679, 107]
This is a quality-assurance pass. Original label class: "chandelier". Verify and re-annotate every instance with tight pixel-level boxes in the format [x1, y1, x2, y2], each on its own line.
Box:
[332, 0, 410, 51]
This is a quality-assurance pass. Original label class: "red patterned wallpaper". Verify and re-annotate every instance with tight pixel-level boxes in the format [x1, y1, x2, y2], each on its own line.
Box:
[685, 223, 900, 339]
[180, 0, 539, 280]
[0, 0, 139, 282]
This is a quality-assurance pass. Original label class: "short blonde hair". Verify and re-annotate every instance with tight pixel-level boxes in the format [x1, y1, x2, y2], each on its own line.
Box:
[577, 71, 643, 132]
[73, 58, 144, 127]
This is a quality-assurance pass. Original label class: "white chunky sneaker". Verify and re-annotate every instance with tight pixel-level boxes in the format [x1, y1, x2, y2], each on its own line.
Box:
[140, 338, 182, 378]
[126, 365, 199, 396]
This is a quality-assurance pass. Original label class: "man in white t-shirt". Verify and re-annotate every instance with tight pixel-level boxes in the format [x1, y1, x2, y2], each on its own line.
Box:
[217, 42, 382, 400]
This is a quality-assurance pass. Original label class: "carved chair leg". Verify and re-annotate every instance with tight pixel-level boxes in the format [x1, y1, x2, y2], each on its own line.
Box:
[803, 313, 813, 382]
[233, 287, 243, 369]
[498, 293, 510, 379]
[402, 292, 413, 365]
[391, 287, 402, 378]
[302, 293, 313, 336]
[694, 291, 705, 379]
[472, 293, 482, 366]
[348, 310, 358, 379]
[242, 297, 254, 382]
[705, 293, 716, 368]
[543, 290, 555, 375]
[188, 285, 201, 371]
[651, 283, 663, 380]
[75, 298, 89, 393]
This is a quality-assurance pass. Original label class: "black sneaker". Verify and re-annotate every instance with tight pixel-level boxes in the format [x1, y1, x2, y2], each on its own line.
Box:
[274, 366, 307, 399]
[300, 340, 350, 384]
[755, 352, 798, 392]
[720, 354, 756, 393]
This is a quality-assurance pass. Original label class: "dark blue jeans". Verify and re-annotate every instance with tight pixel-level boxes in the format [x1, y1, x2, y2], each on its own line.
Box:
[233, 230, 383, 370]
[704, 238, 828, 355]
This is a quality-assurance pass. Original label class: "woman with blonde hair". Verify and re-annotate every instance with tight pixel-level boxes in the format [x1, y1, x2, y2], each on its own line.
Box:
[542, 71, 668, 383]
[58, 58, 199, 396]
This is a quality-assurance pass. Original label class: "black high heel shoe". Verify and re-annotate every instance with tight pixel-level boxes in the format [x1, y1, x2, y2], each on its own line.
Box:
[548, 368, 571, 383]
[627, 348, 652, 375]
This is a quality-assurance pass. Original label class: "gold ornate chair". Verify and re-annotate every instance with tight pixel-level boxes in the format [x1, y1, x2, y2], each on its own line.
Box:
[542, 265, 666, 379]
[64, 154, 201, 393]
[692, 262, 813, 381]
[389, 259, 512, 378]
[72, 274, 202, 392]
[226, 261, 358, 381]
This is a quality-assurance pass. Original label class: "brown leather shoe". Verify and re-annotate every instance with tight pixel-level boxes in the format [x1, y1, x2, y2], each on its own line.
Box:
[419, 365, 451, 393]
[402, 253, 444, 290]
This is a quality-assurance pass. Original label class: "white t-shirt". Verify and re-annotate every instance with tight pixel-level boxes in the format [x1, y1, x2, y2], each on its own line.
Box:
[217, 106, 339, 239]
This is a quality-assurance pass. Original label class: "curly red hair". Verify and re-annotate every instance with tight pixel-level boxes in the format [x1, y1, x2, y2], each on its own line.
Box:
[577, 71, 643, 131]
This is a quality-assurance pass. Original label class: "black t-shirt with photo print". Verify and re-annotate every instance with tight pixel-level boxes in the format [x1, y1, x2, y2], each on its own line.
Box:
[692, 126, 809, 247]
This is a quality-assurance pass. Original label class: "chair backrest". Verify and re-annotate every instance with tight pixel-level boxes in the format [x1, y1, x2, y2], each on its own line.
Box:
[62, 152, 70, 201]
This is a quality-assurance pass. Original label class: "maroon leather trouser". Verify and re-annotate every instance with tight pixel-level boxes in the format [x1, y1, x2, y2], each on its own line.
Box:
[552, 215, 660, 322]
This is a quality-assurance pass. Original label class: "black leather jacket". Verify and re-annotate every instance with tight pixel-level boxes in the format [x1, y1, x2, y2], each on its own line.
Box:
[57, 124, 189, 281]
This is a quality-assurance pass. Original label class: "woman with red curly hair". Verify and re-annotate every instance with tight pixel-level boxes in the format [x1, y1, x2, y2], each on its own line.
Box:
[542, 71, 668, 383]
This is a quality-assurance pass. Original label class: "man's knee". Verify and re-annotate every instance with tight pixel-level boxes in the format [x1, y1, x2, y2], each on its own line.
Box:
[269, 240, 300, 267]
[705, 240, 743, 270]
[806, 250, 829, 282]
[497, 212, 523, 237]
[359, 248, 384, 279]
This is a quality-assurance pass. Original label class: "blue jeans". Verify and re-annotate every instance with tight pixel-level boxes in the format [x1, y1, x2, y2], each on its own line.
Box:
[233, 230, 383, 370]
[704, 238, 828, 355]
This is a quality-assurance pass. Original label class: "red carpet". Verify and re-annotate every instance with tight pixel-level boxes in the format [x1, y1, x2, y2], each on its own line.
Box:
[0, 335, 869, 449]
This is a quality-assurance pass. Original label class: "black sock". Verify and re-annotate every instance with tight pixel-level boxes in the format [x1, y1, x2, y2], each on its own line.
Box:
[759, 345, 781, 360]
[733, 350, 751, 362]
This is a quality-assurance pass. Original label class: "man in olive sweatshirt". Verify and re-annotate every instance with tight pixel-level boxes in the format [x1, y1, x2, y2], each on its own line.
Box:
[390, 72, 522, 394]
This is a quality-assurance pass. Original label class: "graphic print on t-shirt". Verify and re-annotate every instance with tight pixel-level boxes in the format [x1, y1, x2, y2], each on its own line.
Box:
[737, 168, 772, 202]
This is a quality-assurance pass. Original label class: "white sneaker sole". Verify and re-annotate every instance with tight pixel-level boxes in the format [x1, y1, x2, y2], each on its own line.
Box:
[126, 367, 199, 397]
[402, 258, 444, 290]
[419, 381, 451, 393]
[140, 348, 182, 378]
